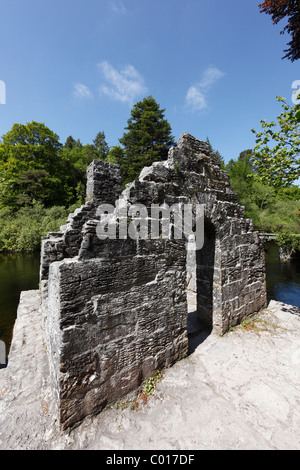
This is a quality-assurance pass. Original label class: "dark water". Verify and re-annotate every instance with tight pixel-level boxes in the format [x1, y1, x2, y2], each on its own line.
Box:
[265, 242, 300, 308]
[0, 243, 299, 362]
[0, 252, 40, 359]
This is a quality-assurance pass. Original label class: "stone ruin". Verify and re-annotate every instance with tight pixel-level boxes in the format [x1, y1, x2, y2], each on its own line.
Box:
[40, 133, 267, 430]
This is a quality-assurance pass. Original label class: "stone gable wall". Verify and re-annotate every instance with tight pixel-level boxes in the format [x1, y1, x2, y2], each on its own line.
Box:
[41, 132, 267, 429]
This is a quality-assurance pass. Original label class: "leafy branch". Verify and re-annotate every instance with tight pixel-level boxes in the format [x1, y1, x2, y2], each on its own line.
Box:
[251, 97, 300, 187]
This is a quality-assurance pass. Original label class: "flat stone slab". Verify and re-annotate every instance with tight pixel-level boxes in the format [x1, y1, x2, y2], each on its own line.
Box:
[0, 291, 300, 450]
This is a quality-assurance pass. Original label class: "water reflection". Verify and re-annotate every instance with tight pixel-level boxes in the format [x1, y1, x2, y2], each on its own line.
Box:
[265, 242, 300, 308]
[0, 252, 40, 355]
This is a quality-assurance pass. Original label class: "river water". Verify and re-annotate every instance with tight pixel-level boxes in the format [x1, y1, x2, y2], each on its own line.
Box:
[0, 253, 40, 358]
[0, 243, 299, 359]
[265, 242, 300, 308]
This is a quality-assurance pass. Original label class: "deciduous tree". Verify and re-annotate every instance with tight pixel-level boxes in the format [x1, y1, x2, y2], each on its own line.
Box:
[259, 0, 300, 62]
[251, 97, 300, 187]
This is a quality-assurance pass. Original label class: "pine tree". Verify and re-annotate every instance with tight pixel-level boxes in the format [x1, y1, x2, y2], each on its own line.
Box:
[93, 131, 109, 160]
[119, 96, 175, 184]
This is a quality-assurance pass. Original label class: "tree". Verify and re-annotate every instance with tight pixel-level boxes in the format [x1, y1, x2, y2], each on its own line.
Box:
[14, 169, 51, 206]
[0, 122, 66, 207]
[205, 137, 226, 169]
[259, 0, 300, 62]
[64, 136, 77, 149]
[226, 151, 253, 182]
[226, 150, 256, 212]
[61, 143, 97, 204]
[0, 122, 62, 175]
[93, 131, 109, 160]
[118, 96, 175, 184]
[0, 122, 98, 208]
[225, 149, 300, 234]
[251, 97, 300, 187]
[106, 145, 125, 165]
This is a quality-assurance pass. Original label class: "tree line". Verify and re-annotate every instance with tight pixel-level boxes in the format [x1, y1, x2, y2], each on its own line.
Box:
[0, 94, 299, 253]
[0, 96, 174, 251]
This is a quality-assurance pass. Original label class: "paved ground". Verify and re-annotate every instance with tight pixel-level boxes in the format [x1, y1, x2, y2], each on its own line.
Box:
[0, 290, 299, 450]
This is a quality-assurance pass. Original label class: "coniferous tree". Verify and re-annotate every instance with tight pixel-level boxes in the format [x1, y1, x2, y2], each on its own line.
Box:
[107, 145, 125, 165]
[118, 96, 175, 184]
[205, 137, 226, 169]
[64, 136, 76, 149]
[93, 131, 109, 160]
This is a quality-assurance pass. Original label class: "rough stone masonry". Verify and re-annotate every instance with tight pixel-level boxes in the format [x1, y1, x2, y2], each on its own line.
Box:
[40, 133, 267, 430]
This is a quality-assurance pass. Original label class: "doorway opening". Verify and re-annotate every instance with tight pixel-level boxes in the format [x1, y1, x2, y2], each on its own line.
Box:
[187, 220, 215, 354]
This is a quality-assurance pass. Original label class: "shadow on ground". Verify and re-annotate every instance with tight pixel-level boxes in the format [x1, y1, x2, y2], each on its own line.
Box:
[187, 310, 212, 355]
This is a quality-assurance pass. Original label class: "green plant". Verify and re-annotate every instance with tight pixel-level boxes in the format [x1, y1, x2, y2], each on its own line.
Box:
[0, 202, 79, 253]
[251, 97, 300, 187]
[275, 231, 300, 257]
[139, 370, 162, 405]
[225, 312, 283, 335]
[173, 161, 180, 172]
[238, 314, 282, 334]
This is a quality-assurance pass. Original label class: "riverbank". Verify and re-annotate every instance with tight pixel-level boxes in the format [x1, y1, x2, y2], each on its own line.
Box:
[0, 289, 299, 450]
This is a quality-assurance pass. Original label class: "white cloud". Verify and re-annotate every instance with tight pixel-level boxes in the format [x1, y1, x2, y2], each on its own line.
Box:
[73, 83, 93, 100]
[110, 1, 126, 14]
[185, 66, 225, 112]
[98, 61, 148, 105]
[198, 66, 225, 89]
[185, 86, 207, 112]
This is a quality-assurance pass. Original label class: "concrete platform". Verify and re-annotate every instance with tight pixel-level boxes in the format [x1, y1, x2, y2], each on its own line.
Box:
[0, 290, 299, 450]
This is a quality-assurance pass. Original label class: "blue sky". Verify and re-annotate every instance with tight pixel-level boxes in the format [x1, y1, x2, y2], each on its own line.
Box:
[0, 0, 299, 163]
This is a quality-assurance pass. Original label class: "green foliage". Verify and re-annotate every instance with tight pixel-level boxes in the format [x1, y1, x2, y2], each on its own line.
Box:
[275, 231, 300, 257]
[0, 121, 91, 252]
[239, 95, 300, 252]
[106, 145, 125, 165]
[259, 0, 300, 62]
[255, 199, 300, 233]
[225, 150, 300, 236]
[0, 123, 110, 211]
[0, 121, 67, 208]
[226, 149, 256, 213]
[0, 100, 176, 252]
[251, 97, 300, 187]
[275, 186, 300, 201]
[118, 96, 175, 184]
[142, 370, 162, 396]
[64, 135, 78, 149]
[0, 203, 74, 252]
[93, 131, 109, 160]
[206, 137, 226, 169]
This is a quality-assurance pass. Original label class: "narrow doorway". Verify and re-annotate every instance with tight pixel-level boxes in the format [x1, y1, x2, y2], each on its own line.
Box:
[187, 220, 215, 354]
